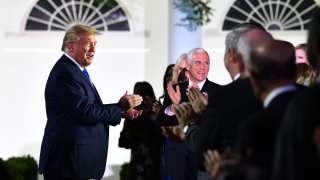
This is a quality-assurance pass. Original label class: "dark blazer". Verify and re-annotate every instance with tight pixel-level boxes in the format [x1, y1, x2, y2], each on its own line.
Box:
[272, 84, 320, 180]
[157, 79, 220, 177]
[39, 55, 122, 179]
[184, 124, 201, 180]
[195, 78, 263, 171]
[235, 87, 300, 179]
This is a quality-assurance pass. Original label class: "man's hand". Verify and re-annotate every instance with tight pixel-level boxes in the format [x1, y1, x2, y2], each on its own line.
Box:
[150, 100, 162, 121]
[173, 102, 198, 128]
[203, 148, 242, 180]
[188, 87, 208, 114]
[118, 91, 143, 112]
[203, 149, 221, 179]
[152, 100, 162, 115]
[161, 126, 185, 142]
[167, 81, 181, 105]
[122, 109, 143, 120]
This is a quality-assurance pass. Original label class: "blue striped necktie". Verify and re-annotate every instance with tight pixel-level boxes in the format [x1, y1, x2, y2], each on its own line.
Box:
[82, 68, 92, 84]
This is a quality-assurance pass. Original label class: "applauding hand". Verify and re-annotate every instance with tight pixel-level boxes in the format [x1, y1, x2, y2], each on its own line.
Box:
[123, 109, 143, 120]
[173, 102, 198, 128]
[161, 126, 185, 142]
[167, 81, 181, 106]
[118, 91, 143, 111]
[118, 91, 143, 119]
[188, 87, 208, 114]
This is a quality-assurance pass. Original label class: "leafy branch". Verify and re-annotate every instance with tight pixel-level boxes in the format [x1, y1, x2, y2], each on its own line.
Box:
[173, 0, 214, 31]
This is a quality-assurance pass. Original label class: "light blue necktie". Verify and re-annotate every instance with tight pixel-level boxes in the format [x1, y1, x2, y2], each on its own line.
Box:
[82, 68, 92, 84]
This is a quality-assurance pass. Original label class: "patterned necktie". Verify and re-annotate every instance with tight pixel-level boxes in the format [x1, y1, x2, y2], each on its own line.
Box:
[191, 83, 200, 90]
[82, 68, 92, 84]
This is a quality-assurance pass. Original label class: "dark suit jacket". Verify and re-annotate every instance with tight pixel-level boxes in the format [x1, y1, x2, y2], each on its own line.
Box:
[272, 84, 320, 180]
[39, 55, 122, 179]
[235, 87, 300, 179]
[195, 78, 263, 171]
[157, 79, 220, 177]
[184, 124, 201, 179]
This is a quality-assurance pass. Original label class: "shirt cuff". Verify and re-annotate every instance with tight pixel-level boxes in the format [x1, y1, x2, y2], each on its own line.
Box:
[183, 125, 189, 133]
[164, 106, 175, 116]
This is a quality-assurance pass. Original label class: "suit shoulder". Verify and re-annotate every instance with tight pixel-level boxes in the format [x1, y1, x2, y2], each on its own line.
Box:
[206, 79, 221, 87]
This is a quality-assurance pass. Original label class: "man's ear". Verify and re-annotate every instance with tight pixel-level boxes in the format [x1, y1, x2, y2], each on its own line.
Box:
[229, 49, 237, 64]
[249, 69, 263, 96]
[66, 42, 74, 52]
[249, 70, 258, 85]
[235, 54, 245, 73]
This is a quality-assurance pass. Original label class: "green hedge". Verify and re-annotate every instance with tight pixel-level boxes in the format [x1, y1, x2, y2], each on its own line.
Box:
[0, 155, 38, 180]
[119, 162, 130, 180]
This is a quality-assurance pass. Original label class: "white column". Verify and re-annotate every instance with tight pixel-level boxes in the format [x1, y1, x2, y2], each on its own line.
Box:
[169, 1, 202, 64]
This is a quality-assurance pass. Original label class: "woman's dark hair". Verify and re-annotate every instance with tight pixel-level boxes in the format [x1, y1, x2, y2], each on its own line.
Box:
[133, 81, 156, 100]
[178, 67, 189, 83]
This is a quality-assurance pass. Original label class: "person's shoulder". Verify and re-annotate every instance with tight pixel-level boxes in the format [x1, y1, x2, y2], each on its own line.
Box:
[226, 78, 255, 94]
[205, 78, 221, 87]
[284, 85, 320, 117]
[291, 85, 320, 104]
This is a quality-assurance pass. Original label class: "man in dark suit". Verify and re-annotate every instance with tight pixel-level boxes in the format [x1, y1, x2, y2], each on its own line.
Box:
[234, 39, 301, 179]
[38, 24, 143, 180]
[196, 27, 273, 179]
[158, 48, 220, 180]
[271, 8, 320, 180]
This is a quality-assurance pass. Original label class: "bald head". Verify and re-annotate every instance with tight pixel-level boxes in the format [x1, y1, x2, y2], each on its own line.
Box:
[249, 39, 297, 82]
[234, 28, 273, 78]
[237, 28, 273, 65]
[225, 23, 265, 51]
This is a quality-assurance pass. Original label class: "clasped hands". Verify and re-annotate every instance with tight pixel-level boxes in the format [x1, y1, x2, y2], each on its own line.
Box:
[118, 91, 143, 120]
[169, 84, 208, 126]
[162, 84, 208, 141]
[161, 101, 203, 142]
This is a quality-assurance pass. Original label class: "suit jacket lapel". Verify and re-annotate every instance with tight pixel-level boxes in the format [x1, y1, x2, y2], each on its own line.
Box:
[79, 70, 103, 104]
[62, 55, 104, 104]
[92, 84, 103, 104]
[201, 79, 210, 93]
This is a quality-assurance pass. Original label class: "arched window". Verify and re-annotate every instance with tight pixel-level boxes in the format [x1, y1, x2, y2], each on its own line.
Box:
[24, 0, 131, 31]
[222, 0, 319, 31]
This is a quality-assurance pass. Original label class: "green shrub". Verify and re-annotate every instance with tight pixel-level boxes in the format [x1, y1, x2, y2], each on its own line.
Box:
[5, 155, 38, 180]
[0, 158, 10, 179]
[119, 162, 130, 180]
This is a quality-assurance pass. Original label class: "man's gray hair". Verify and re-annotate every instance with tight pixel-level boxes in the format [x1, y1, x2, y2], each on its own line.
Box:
[187, 48, 210, 64]
[61, 24, 101, 52]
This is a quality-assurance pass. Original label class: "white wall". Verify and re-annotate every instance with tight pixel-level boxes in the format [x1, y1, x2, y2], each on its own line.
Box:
[0, 0, 315, 179]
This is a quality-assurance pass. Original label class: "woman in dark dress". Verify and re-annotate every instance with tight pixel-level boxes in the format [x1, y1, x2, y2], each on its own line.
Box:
[119, 81, 162, 180]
